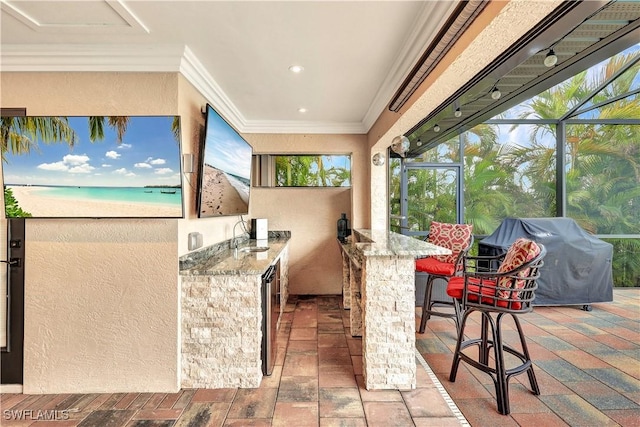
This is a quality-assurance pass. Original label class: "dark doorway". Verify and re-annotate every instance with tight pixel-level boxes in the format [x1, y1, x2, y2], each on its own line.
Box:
[1, 218, 25, 384]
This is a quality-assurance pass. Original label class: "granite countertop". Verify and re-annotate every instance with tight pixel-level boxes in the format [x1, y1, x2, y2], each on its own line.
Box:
[180, 231, 290, 276]
[341, 229, 451, 258]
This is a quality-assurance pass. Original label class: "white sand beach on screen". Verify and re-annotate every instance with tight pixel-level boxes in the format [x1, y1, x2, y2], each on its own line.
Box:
[8, 186, 182, 217]
[199, 165, 248, 216]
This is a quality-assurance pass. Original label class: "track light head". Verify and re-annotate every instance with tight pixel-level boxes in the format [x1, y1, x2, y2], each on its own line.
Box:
[454, 108, 462, 118]
[544, 49, 558, 67]
[491, 87, 502, 100]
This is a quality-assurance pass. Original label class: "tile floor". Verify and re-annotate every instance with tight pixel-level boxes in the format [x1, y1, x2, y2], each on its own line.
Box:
[418, 287, 640, 427]
[1, 289, 638, 426]
[0, 294, 463, 427]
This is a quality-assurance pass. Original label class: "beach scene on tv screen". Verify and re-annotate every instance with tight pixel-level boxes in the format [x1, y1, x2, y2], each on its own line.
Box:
[1, 116, 183, 218]
[199, 108, 251, 217]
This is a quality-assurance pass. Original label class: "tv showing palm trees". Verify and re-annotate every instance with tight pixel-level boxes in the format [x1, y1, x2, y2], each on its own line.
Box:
[197, 104, 252, 218]
[1, 115, 184, 218]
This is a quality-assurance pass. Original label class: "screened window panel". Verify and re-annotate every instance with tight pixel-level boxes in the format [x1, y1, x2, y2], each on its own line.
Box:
[274, 155, 351, 187]
[462, 124, 556, 235]
[565, 124, 640, 235]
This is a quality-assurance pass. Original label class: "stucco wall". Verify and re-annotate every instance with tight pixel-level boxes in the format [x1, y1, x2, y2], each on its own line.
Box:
[0, 72, 181, 393]
[245, 133, 368, 294]
[0, 72, 369, 393]
[176, 86, 369, 294]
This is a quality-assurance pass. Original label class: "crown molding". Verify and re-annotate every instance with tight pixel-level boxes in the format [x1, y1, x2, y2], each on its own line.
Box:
[0, 44, 184, 72]
[178, 46, 248, 133]
[1, 43, 369, 134]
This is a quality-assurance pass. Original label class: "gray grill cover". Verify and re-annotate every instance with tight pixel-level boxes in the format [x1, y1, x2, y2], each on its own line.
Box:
[478, 218, 613, 306]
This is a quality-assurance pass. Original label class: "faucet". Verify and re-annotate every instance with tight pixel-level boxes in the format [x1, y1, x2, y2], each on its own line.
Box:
[232, 218, 246, 253]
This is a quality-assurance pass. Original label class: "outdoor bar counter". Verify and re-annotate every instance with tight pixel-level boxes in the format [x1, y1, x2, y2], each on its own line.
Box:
[338, 229, 451, 390]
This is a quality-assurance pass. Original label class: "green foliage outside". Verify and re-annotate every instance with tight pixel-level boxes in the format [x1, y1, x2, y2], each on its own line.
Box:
[275, 155, 351, 187]
[392, 48, 640, 287]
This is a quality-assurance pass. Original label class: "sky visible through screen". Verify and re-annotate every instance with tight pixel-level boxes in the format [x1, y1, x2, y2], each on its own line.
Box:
[3, 116, 181, 188]
[204, 106, 252, 180]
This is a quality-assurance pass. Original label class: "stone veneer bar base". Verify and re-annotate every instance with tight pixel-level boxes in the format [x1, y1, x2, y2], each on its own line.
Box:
[362, 255, 417, 390]
[338, 229, 451, 391]
[180, 233, 289, 388]
[181, 273, 263, 388]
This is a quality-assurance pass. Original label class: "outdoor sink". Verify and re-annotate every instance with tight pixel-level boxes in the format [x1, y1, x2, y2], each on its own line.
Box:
[239, 246, 270, 253]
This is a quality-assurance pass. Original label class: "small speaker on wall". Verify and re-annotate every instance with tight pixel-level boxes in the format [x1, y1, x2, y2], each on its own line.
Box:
[183, 153, 194, 174]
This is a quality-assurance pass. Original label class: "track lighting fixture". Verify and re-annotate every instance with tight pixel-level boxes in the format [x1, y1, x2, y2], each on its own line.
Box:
[544, 49, 558, 67]
[433, 124, 441, 132]
[491, 87, 502, 100]
[454, 107, 462, 118]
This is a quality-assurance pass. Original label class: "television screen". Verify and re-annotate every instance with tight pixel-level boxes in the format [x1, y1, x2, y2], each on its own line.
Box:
[197, 104, 252, 217]
[1, 115, 184, 218]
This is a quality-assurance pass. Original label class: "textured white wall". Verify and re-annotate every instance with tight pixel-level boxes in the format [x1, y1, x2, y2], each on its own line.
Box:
[1, 72, 181, 393]
[24, 220, 178, 393]
[245, 133, 368, 294]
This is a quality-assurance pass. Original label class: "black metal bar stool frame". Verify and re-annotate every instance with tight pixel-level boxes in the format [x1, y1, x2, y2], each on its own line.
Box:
[448, 246, 546, 415]
[418, 235, 474, 334]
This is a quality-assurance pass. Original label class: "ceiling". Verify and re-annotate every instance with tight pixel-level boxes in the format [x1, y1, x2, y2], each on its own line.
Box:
[0, 0, 462, 134]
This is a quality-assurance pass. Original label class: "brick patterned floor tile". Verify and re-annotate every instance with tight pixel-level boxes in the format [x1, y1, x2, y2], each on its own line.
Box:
[318, 333, 348, 348]
[132, 409, 183, 420]
[282, 353, 319, 377]
[290, 327, 318, 341]
[318, 347, 352, 366]
[227, 388, 277, 419]
[362, 401, 413, 427]
[319, 417, 367, 426]
[318, 366, 357, 388]
[125, 421, 175, 427]
[602, 408, 640, 426]
[77, 410, 135, 427]
[192, 389, 236, 403]
[539, 394, 620, 426]
[402, 387, 457, 418]
[277, 376, 318, 402]
[318, 388, 364, 418]
[511, 412, 571, 426]
[173, 402, 229, 427]
[272, 402, 318, 427]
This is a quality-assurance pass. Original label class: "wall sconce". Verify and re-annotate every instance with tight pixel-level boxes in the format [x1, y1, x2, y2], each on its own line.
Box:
[391, 135, 410, 157]
[372, 152, 385, 166]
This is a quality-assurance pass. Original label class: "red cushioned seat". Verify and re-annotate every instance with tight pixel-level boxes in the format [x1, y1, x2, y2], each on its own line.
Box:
[415, 257, 455, 276]
[446, 276, 522, 310]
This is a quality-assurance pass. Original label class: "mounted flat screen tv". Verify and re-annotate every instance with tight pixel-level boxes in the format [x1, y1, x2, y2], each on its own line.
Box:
[197, 104, 252, 217]
[1, 115, 184, 219]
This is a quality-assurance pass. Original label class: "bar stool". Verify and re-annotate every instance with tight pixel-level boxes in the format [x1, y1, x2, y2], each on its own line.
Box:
[447, 238, 546, 415]
[416, 221, 473, 333]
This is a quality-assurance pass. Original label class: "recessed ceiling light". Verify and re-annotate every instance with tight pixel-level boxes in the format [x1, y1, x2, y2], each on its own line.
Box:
[289, 65, 304, 73]
[298, 108, 307, 113]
